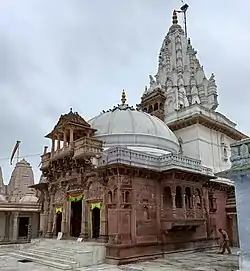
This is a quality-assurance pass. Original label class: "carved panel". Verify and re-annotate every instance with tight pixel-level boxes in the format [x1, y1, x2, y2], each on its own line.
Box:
[85, 181, 104, 201]
[54, 189, 66, 205]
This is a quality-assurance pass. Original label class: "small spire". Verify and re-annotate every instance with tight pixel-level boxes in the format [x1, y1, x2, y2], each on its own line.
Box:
[121, 90, 127, 105]
[172, 10, 178, 25]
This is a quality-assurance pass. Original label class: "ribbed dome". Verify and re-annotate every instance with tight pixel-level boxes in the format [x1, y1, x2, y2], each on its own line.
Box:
[89, 99, 179, 154]
[19, 194, 38, 203]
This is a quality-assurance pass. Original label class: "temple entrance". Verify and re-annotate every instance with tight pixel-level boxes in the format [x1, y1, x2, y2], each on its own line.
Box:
[56, 212, 62, 235]
[18, 217, 29, 238]
[92, 207, 100, 238]
[70, 200, 82, 237]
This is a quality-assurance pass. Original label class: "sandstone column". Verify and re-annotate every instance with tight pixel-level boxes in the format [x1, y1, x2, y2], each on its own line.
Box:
[100, 190, 108, 242]
[63, 130, 67, 148]
[61, 199, 67, 235]
[46, 193, 55, 237]
[12, 212, 19, 241]
[51, 139, 55, 153]
[172, 192, 176, 217]
[182, 192, 186, 218]
[4, 212, 10, 241]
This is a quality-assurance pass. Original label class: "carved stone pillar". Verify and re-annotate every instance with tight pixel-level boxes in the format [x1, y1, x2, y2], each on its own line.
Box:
[61, 199, 67, 235]
[80, 199, 88, 239]
[12, 212, 19, 241]
[100, 191, 108, 242]
[51, 139, 55, 153]
[63, 130, 67, 147]
[70, 128, 74, 143]
[46, 193, 55, 237]
[43, 191, 49, 235]
[57, 135, 60, 150]
[4, 212, 10, 241]
[182, 193, 186, 218]
[172, 193, 176, 217]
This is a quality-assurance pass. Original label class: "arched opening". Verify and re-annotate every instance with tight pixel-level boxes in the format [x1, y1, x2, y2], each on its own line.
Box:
[113, 188, 117, 204]
[175, 186, 182, 208]
[92, 207, 100, 238]
[175, 186, 183, 208]
[124, 191, 130, 203]
[154, 103, 158, 111]
[18, 217, 29, 238]
[70, 200, 82, 237]
[148, 105, 153, 113]
[194, 188, 202, 208]
[56, 212, 62, 235]
[185, 187, 192, 209]
[163, 186, 172, 208]
[108, 191, 112, 204]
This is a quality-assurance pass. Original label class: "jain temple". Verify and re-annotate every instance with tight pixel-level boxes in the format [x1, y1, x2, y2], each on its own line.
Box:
[1, 10, 249, 266]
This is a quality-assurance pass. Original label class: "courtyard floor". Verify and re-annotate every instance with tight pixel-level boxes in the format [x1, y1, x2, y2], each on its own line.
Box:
[0, 248, 239, 271]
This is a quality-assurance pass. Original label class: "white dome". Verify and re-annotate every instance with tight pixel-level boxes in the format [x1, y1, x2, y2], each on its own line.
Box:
[19, 194, 38, 203]
[89, 103, 179, 154]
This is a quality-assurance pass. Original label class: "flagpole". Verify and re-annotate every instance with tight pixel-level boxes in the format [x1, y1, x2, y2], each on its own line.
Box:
[16, 143, 20, 164]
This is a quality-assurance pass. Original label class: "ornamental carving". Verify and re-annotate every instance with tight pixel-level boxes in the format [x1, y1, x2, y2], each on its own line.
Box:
[85, 181, 104, 201]
[240, 144, 249, 158]
[54, 189, 66, 205]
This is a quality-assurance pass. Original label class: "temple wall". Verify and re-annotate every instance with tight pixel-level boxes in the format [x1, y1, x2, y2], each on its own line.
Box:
[0, 212, 5, 241]
[134, 177, 158, 243]
[173, 124, 235, 173]
[212, 190, 228, 233]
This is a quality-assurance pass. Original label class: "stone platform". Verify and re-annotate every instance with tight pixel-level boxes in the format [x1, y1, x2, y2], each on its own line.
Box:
[0, 240, 240, 271]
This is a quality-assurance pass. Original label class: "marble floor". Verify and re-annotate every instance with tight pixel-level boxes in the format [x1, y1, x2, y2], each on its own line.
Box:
[0, 248, 239, 271]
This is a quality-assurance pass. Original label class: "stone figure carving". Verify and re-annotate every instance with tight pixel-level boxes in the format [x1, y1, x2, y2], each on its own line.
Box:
[178, 137, 183, 155]
[149, 75, 157, 88]
[240, 144, 249, 158]
[54, 189, 65, 205]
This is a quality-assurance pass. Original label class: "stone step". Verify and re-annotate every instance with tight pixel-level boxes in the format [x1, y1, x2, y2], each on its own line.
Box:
[84, 263, 120, 270]
[27, 247, 91, 260]
[32, 245, 92, 254]
[9, 252, 73, 270]
[11, 250, 79, 269]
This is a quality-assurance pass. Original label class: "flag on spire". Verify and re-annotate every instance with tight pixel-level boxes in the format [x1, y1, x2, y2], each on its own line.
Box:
[10, 140, 21, 165]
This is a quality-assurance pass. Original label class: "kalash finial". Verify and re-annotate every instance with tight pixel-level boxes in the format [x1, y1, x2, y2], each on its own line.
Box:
[172, 10, 178, 25]
[121, 89, 127, 105]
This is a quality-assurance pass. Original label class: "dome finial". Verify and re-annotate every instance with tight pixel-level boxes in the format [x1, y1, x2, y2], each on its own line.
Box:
[121, 89, 127, 105]
[172, 10, 178, 25]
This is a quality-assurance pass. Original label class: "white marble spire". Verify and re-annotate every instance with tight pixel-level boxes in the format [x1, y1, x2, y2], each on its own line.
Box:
[145, 10, 218, 113]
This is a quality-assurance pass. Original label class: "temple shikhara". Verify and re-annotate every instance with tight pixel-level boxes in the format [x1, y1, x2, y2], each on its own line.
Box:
[2, 9, 247, 265]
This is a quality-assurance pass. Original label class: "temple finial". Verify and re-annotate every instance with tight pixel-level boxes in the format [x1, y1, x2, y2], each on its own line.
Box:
[70, 108, 73, 113]
[172, 10, 178, 25]
[121, 90, 127, 105]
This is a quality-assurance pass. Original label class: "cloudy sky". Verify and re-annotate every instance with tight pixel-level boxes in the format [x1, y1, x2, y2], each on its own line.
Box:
[0, 0, 249, 184]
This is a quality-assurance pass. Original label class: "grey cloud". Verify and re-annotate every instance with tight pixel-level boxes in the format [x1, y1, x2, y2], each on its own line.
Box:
[0, 0, 249, 183]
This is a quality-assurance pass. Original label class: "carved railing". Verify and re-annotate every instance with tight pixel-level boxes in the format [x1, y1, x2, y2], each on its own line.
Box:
[50, 143, 74, 161]
[104, 147, 213, 176]
[73, 137, 103, 159]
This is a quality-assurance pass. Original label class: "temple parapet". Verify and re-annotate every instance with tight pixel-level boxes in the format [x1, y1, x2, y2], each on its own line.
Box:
[230, 138, 250, 171]
[100, 146, 214, 177]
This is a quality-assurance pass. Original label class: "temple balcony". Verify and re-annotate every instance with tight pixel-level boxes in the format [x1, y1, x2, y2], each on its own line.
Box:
[50, 143, 74, 161]
[161, 207, 205, 233]
[73, 137, 103, 159]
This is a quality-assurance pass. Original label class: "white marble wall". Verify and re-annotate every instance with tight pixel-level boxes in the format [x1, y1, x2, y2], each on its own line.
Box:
[174, 124, 235, 173]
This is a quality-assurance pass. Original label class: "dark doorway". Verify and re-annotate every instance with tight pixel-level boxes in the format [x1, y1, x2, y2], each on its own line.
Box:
[70, 200, 82, 237]
[92, 207, 100, 238]
[56, 212, 62, 235]
[18, 217, 29, 238]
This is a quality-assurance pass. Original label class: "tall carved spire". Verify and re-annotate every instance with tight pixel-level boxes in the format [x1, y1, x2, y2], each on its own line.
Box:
[142, 10, 219, 114]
